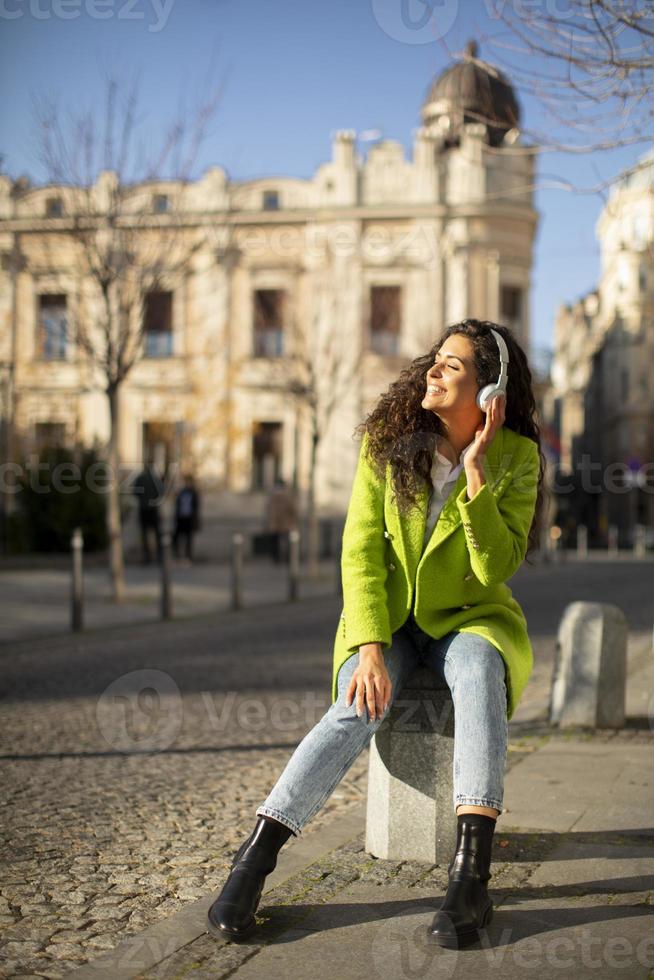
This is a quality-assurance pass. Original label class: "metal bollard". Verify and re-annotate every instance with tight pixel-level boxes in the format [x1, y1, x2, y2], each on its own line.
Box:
[634, 523, 646, 559]
[231, 532, 243, 610]
[608, 524, 619, 556]
[160, 531, 172, 620]
[288, 528, 300, 601]
[577, 524, 588, 559]
[71, 527, 84, 632]
[549, 524, 563, 562]
[539, 526, 550, 564]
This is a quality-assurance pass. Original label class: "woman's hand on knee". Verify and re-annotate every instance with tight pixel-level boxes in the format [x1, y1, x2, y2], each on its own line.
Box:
[345, 644, 392, 721]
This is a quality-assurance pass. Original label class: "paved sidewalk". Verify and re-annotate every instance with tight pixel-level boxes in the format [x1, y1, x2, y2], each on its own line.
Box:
[62, 643, 654, 980]
[0, 558, 339, 645]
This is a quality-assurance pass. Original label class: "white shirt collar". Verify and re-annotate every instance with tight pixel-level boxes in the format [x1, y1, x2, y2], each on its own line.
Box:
[430, 436, 475, 492]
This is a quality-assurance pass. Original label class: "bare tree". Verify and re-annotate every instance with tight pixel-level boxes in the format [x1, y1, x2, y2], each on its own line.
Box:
[446, 3, 653, 192]
[287, 247, 354, 578]
[284, 244, 367, 578]
[27, 62, 225, 600]
[494, 1, 651, 147]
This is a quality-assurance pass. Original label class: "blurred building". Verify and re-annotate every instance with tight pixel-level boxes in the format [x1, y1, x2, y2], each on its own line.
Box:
[550, 148, 654, 545]
[0, 41, 538, 514]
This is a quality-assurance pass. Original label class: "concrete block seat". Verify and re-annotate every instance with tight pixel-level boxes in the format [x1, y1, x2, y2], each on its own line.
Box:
[365, 665, 457, 865]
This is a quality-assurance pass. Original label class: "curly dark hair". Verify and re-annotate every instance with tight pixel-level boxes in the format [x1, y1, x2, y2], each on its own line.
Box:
[354, 318, 548, 563]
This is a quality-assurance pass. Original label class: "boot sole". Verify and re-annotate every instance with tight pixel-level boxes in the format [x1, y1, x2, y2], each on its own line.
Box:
[426, 900, 493, 948]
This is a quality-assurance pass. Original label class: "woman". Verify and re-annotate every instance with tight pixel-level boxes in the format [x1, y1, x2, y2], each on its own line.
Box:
[207, 318, 546, 947]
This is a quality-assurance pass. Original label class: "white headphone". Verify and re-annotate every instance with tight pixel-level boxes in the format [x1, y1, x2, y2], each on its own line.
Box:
[477, 328, 509, 413]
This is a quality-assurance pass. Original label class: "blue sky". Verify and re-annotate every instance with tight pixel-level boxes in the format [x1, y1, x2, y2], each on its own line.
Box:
[0, 0, 647, 356]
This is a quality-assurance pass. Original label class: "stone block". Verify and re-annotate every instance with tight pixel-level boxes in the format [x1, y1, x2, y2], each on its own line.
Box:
[549, 601, 628, 728]
[365, 667, 456, 864]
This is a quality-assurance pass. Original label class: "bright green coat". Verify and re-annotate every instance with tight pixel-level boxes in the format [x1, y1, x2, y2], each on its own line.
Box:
[331, 425, 540, 720]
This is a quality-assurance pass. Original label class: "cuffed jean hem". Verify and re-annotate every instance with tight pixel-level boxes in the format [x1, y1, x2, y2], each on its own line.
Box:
[255, 805, 302, 837]
[455, 795, 503, 814]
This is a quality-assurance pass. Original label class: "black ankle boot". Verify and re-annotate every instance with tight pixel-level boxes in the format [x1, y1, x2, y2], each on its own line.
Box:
[207, 816, 295, 941]
[427, 812, 496, 948]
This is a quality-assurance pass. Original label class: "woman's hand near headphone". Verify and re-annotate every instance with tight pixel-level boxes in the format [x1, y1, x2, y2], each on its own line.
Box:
[346, 643, 392, 722]
[465, 391, 506, 469]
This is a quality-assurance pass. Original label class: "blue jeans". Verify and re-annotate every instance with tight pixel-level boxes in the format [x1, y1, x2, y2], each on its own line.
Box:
[256, 613, 509, 837]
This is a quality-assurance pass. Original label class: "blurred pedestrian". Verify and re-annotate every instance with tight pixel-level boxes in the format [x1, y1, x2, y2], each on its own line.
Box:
[132, 462, 165, 564]
[264, 478, 298, 563]
[173, 473, 201, 563]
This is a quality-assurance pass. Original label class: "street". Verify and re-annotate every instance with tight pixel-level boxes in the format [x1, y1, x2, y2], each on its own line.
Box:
[0, 558, 652, 977]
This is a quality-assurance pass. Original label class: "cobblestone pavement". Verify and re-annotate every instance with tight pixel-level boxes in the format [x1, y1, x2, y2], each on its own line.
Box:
[0, 717, 370, 978]
[1, 561, 652, 979]
[0, 596, 358, 978]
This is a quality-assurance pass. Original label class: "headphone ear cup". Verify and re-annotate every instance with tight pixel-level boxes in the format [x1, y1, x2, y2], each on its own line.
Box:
[477, 384, 496, 412]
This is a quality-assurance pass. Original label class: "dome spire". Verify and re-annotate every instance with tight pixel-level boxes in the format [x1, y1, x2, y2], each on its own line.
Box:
[421, 41, 520, 147]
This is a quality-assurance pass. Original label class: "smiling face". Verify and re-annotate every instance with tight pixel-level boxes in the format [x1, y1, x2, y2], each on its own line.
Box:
[421, 333, 482, 419]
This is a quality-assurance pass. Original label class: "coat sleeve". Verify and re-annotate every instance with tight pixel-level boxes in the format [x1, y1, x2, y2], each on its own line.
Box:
[340, 432, 391, 653]
[454, 436, 540, 587]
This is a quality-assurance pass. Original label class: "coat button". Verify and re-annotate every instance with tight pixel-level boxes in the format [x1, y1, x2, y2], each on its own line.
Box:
[463, 573, 473, 581]
[462, 604, 471, 609]
[388, 562, 396, 571]
[383, 530, 393, 539]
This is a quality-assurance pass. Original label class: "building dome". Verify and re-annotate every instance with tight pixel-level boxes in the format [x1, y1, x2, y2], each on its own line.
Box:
[422, 40, 521, 147]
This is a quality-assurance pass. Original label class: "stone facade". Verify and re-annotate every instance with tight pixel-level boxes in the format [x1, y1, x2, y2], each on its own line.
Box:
[0, 48, 538, 516]
[550, 148, 654, 545]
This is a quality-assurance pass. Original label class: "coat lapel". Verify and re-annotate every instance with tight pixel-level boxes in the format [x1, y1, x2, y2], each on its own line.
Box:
[385, 428, 513, 576]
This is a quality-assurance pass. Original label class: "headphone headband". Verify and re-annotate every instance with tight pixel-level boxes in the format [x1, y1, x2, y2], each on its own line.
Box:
[489, 328, 509, 387]
[476, 327, 509, 412]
